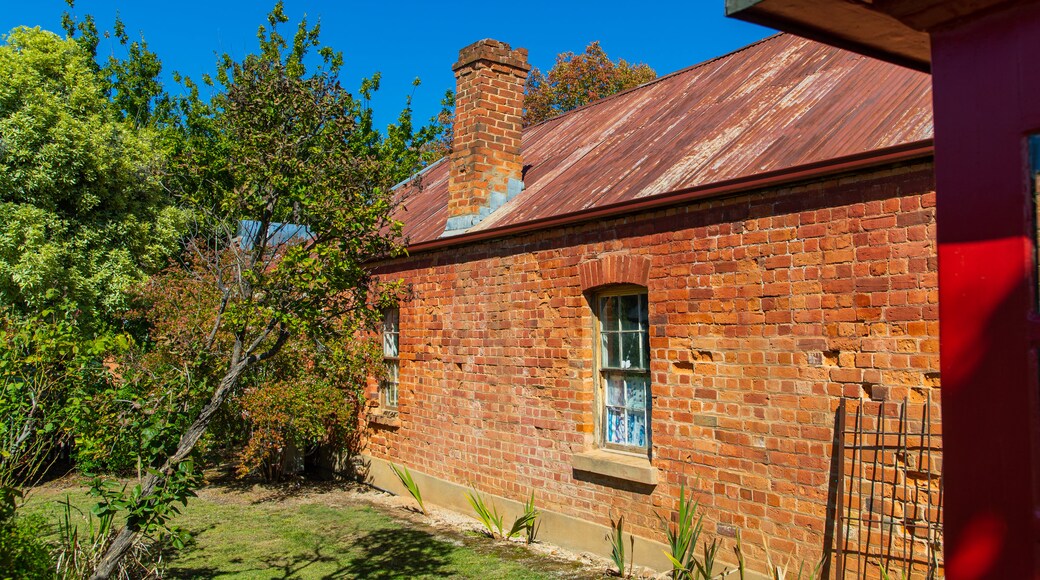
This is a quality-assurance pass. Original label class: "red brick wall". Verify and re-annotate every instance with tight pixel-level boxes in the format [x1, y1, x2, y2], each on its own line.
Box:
[448, 39, 529, 220]
[366, 161, 939, 570]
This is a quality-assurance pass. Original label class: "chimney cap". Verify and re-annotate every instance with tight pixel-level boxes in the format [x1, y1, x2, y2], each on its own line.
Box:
[453, 38, 531, 73]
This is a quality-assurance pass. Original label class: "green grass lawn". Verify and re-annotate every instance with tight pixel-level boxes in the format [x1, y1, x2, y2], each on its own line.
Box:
[23, 478, 604, 579]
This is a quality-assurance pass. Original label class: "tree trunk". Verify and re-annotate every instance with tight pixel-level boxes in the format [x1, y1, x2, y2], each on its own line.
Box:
[89, 362, 246, 580]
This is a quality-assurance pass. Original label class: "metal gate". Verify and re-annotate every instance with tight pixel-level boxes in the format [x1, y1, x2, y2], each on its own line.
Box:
[834, 396, 943, 578]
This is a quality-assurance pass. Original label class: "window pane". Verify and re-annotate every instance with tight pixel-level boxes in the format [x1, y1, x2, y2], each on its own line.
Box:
[607, 408, 625, 445]
[620, 295, 642, 331]
[627, 411, 647, 447]
[603, 332, 620, 368]
[384, 332, 399, 357]
[621, 332, 644, 369]
[381, 361, 399, 408]
[384, 308, 398, 333]
[627, 375, 648, 410]
[600, 296, 619, 332]
[383, 308, 399, 357]
[606, 374, 624, 406]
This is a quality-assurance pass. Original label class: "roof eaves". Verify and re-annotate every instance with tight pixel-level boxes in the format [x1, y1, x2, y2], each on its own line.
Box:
[400, 138, 933, 256]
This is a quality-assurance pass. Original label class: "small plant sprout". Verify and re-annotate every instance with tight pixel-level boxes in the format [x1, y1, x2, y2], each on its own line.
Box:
[506, 493, 539, 542]
[692, 538, 721, 580]
[879, 567, 910, 580]
[466, 487, 505, 539]
[521, 492, 540, 544]
[388, 463, 426, 515]
[734, 530, 746, 580]
[607, 513, 635, 578]
[765, 547, 825, 580]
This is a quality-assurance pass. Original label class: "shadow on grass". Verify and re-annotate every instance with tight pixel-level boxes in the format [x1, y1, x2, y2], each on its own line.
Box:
[165, 524, 458, 579]
[165, 546, 340, 579]
[337, 526, 459, 579]
[200, 471, 365, 505]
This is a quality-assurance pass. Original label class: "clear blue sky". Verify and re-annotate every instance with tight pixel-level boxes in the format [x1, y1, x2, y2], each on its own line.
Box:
[1, 1, 775, 130]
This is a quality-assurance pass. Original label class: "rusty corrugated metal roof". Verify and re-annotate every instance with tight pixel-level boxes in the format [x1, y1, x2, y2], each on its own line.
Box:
[394, 34, 933, 245]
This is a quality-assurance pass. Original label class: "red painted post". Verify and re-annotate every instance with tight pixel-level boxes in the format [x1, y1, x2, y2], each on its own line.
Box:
[932, 4, 1040, 577]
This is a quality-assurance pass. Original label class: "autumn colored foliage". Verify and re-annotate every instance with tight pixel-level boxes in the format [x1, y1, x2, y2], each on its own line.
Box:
[523, 41, 656, 127]
[236, 335, 381, 481]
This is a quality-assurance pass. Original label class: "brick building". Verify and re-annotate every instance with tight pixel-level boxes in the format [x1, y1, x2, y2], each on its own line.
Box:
[363, 34, 941, 575]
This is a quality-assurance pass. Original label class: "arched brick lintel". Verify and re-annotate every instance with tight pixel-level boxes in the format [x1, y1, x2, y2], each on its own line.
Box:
[579, 254, 651, 292]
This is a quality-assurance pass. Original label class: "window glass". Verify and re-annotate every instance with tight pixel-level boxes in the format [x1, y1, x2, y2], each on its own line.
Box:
[598, 290, 650, 450]
[381, 308, 399, 409]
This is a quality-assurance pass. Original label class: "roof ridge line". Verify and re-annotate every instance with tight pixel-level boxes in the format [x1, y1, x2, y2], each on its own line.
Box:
[522, 32, 788, 131]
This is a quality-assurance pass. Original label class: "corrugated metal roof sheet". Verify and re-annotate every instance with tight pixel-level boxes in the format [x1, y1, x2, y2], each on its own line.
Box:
[394, 34, 933, 245]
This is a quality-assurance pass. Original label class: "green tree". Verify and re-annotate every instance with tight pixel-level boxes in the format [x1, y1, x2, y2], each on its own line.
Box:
[61, 0, 170, 128]
[0, 27, 184, 330]
[89, 4, 431, 576]
[523, 41, 656, 127]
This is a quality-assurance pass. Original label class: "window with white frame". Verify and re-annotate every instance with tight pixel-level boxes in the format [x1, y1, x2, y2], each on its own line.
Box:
[596, 289, 650, 451]
[381, 308, 399, 409]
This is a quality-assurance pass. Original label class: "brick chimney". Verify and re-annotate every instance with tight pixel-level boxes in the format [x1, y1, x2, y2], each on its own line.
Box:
[444, 39, 530, 236]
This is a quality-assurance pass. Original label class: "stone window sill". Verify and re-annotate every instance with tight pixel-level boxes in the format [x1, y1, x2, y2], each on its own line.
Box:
[368, 409, 400, 429]
[571, 449, 658, 485]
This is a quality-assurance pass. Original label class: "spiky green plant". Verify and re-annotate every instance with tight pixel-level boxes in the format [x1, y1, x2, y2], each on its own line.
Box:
[733, 530, 746, 580]
[691, 538, 720, 579]
[520, 492, 540, 544]
[466, 488, 505, 539]
[659, 484, 704, 578]
[607, 514, 634, 578]
[505, 493, 540, 542]
[388, 463, 426, 515]
[505, 509, 537, 541]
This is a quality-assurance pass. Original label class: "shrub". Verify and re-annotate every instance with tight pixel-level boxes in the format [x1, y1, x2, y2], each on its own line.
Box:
[0, 488, 52, 580]
[236, 335, 380, 481]
[0, 514, 52, 580]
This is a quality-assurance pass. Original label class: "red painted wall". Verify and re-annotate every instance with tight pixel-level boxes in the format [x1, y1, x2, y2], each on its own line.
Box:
[932, 3, 1040, 578]
[366, 163, 940, 573]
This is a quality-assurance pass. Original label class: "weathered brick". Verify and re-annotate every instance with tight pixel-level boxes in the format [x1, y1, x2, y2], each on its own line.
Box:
[366, 162, 941, 570]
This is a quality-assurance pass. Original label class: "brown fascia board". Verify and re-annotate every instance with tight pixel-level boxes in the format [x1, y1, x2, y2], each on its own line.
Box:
[725, 0, 931, 73]
[402, 140, 934, 256]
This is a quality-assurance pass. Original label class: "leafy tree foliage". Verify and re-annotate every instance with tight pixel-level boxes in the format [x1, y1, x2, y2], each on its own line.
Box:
[236, 334, 381, 481]
[419, 89, 455, 162]
[90, 4, 433, 575]
[0, 27, 184, 329]
[61, 1, 169, 127]
[523, 41, 656, 127]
